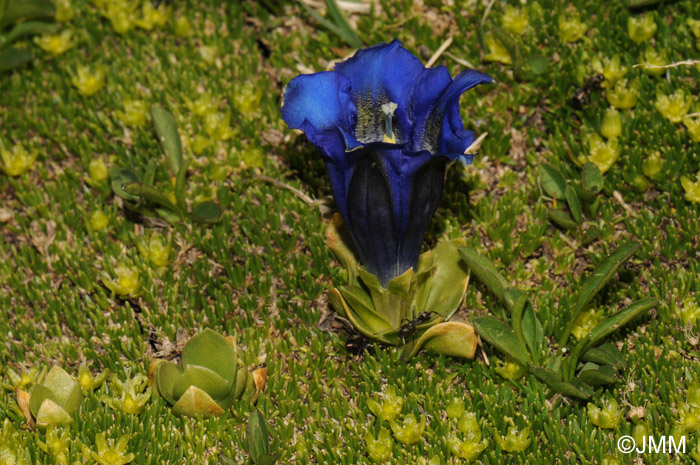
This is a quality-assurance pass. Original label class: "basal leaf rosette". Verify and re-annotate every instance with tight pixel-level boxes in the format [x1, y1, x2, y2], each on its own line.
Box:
[327, 215, 476, 360]
[26, 366, 82, 427]
[152, 328, 264, 417]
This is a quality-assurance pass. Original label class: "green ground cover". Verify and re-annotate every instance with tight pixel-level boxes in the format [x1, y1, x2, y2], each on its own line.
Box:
[1, 0, 700, 463]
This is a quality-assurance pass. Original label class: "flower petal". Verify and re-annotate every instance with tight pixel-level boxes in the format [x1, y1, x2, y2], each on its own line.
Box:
[408, 65, 453, 151]
[422, 69, 494, 157]
[346, 149, 400, 285]
[281, 71, 356, 142]
[335, 40, 425, 144]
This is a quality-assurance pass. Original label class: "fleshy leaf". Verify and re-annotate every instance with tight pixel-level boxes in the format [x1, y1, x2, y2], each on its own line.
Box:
[173, 365, 231, 401]
[521, 303, 544, 365]
[171, 385, 225, 417]
[333, 287, 396, 344]
[459, 248, 509, 307]
[473, 316, 527, 366]
[30, 366, 81, 417]
[35, 398, 73, 427]
[123, 182, 177, 211]
[581, 342, 626, 369]
[578, 363, 618, 386]
[565, 185, 582, 224]
[182, 328, 238, 385]
[248, 410, 271, 463]
[153, 360, 183, 406]
[402, 321, 477, 360]
[151, 105, 183, 175]
[559, 242, 641, 346]
[109, 167, 141, 201]
[326, 213, 359, 284]
[413, 239, 470, 319]
[339, 284, 393, 335]
[190, 201, 223, 223]
[539, 164, 567, 199]
[581, 162, 604, 194]
[548, 209, 577, 230]
[528, 366, 593, 400]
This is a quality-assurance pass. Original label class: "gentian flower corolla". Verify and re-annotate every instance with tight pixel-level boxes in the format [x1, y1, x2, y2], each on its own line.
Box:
[282, 40, 493, 285]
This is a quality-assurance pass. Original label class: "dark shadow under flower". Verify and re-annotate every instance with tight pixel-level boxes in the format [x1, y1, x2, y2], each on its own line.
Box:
[282, 40, 493, 286]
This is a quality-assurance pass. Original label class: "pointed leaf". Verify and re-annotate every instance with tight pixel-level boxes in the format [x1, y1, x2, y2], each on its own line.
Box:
[109, 167, 141, 201]
[172, 385, 225, 417]
[559, 242, 641, 346]
[123, 182, 177, 211]
[509, 290, 530, 362]
[190, 201, 223, 223]
[521, 303, 544, 365]
[402, 321, 477, 361]
[4, 21, 57, 45]
[474, 316, 527, 366]
[0, 0, 54, 29]
[35, 399, 73, 427]
[413, 239, 470, 319]
[582, 162, 604, 194]
[581, 342, 626, 369]
[154, 361, 183, 406]
[565, 185, 582, 224]
[577, 363, 618, 386]
[151, 105, 183, 175]
[548, 209, 577, 230]
[339, 284, 393, 335]
[257, 455, 277, 465]
[459, 248, 509, 305]
[324, 0, 363, 48]
[578, 298, 657, 354]
[0, 48, 32, 72]
[182, 329, 238, 384]
[175, 158, 192, 215]
[539, 164, 567, 199]
[529, 366, 593, 400]
[173, 365, 231, 401]
[248, 410, 271, 463]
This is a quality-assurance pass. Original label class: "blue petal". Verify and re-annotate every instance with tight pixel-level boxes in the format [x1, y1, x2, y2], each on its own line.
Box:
[281, 71, 356, 143]
[282, 71, 361, 220]
[408, 65, 452, 152]
[421, 69, 494, 157]
[335, 40, 425, 144]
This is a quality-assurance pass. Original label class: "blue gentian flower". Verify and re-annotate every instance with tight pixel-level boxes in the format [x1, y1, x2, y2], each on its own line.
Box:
[281, 40, 493, 286]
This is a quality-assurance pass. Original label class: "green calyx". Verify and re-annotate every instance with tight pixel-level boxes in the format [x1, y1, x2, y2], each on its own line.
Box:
[326, 214, 476, 360]
[152, 328, 258, 417]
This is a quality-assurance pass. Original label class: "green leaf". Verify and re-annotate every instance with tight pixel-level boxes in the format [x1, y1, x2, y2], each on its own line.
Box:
[565, 185, 582, 224]
[529, 366, 593, 399]
[577, 298, 657, 355]
[509, 289, 530, 362]
[153, 361, 183, 406]
[548, 209, 577, 231]
[539, 164, 567, 199]
[521, 303, 544, 365]
[0, 0, 55, 29]
[528, 55, 549, 75]
[297, 0, 361, 49]
[581, 342, 626, 370]
[219, 456, 237, 465]
[401, 321, 477, 361]
[459, 248, 509, 306]
[413, 239, 470, 320]
[324, 0, 363, 48]
[474, 316, 527, 366]
[0, 47, 31, 72]
[109, 167, 141, 201]
[173, 365, 231, 401]
[123, 182, 178, 211]
[3, 21, 56, 47]
[257, 454, 277, 465]
[151, 105, 183, 175]
[558, 242, 641, 347]
[248, 410, 271, 463]
[577, 363, 618, 386]
[190, 201, 222, 223]
[581, 162, 604, 194]
[182, 328, 238, 385]
[175, 158, 192, 215]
